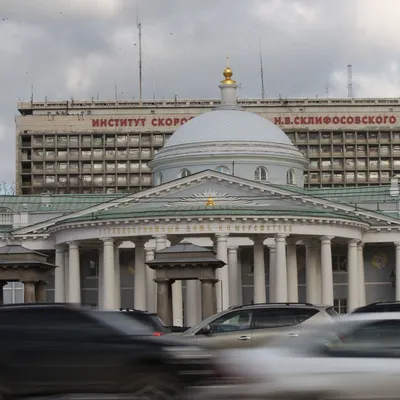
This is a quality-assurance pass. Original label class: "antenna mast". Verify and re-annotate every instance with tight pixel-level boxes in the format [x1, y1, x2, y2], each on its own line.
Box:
[347, 64, 353, 98]
[137, 10, 143, 104]
[259, 38, 266, 99]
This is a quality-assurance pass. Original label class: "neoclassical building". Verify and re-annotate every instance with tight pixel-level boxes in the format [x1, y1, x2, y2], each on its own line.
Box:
[2, 66, 400, 325]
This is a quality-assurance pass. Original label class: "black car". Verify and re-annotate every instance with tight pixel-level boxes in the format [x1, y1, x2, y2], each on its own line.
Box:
[0, 303, 218, 399]
[118, 308, 171, 335]
[352, 301, 400, 314]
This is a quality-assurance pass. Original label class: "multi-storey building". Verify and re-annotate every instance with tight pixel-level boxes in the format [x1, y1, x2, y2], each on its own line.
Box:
[16, 97, 400, 194]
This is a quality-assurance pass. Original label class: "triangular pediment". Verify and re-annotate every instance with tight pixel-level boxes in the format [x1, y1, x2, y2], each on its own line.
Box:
[13, 170, 400, 235]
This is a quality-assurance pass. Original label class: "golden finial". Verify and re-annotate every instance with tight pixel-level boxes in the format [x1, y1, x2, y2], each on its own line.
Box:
[221, 57, 236, 85]
[205, 197, 216, 207]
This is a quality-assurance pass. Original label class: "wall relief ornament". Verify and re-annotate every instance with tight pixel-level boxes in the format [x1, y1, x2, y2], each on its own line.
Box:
[167, 189, 259, 207]
[371, 253, 388, 269]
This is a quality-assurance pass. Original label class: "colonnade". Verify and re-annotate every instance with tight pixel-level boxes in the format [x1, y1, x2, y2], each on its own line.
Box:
[54, 234, 382, 320]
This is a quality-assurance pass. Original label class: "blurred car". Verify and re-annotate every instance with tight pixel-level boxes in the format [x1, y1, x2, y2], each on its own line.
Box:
[118, 308, 171, 335]
[0, 303, 219, 400]
[351, 301, 400, 314]
[181, 302, 338, 349]
[193, 312, 400, 400]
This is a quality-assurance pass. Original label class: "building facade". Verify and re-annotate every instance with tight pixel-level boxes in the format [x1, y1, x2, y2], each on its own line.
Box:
[16, 92, 400, 195]
[6, 66, 400, 327]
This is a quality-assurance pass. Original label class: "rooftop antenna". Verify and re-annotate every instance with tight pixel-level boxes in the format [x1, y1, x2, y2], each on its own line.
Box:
[325, 85, 329, 97]
[137, 8, 143, 105]
[259, 38, 266, 99]
[347, 64, 353, 98]
[114, 85, 118, 101]
[30, 85, 34, 103]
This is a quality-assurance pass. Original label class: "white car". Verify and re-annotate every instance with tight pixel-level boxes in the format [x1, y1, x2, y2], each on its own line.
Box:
[194, 312, 400, 400]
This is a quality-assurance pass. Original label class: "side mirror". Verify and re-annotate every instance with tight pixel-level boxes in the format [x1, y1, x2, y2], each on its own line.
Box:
[197, 324, 211, 335]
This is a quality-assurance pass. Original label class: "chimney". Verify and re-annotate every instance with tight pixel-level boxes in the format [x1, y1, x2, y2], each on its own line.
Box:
[390, 176, 399, 196]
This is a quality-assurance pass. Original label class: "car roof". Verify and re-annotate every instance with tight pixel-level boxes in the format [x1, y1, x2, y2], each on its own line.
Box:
[336, 312, 400, 324]
[229, 302, 333, 311]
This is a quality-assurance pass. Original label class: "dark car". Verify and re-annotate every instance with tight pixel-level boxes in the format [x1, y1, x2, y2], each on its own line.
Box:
[118, 308, 171, 335]
[352, 301, 400, 314]
[0, 303, 218, 399]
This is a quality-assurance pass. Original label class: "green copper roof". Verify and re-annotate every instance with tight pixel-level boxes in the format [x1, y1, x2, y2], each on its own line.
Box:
[0, 193, 125, 213]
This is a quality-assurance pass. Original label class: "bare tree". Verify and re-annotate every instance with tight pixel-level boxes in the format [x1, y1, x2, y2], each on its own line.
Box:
[0, 182, 16, 196]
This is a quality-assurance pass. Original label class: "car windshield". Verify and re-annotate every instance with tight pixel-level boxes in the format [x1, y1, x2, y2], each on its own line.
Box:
[89, 311, 153, 336]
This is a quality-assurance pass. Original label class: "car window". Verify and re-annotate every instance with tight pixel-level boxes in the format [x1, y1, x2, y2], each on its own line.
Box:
[253, 308, 315, 329]
[325, 307, 339, 317]
[353, 304, 400, 313]
[209, 310, 253, 333]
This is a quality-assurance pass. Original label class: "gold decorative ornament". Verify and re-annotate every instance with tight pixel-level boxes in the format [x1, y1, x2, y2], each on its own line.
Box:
[205, 197, 216, 207]
[221, 57, 236, 85]
[371, 253, 388, 269]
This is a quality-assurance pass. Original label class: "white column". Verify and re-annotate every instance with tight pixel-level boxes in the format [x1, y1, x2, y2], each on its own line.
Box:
[315, 244, 322, 303]
[64, 251, 69, 301]
[253, 237, 266, 303]
[321, 236, 334, 306]
[145, 247, 156, 313]
[358, 243, 366, 307]
[286, 239, 298, 302]
[134, 239, 146, 311]
[305, 240, 318, 304]
[98, 248, 104, 308]
[68, 241, 81, 304]
[114, 244, 121, 309]
[216, 234, 229, 311]
[347, 239, 359, 312]
[268, 243, 276, 302]
[185, 280, 199, 327]
[102, 238, 115, 310]
[396, 243, 400, 301]
[237, 248, 243, 305]
[167, 237, 184, 327]
[275, 234, 288, 302]
[54, 246, 66, 302]
[228, 246, 239, 306]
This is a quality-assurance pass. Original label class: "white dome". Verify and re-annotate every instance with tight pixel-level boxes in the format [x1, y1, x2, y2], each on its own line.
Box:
[165, 109, 293, 148]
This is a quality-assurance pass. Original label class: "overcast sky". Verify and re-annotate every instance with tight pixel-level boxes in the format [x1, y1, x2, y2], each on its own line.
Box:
[1, 0, 400, 185]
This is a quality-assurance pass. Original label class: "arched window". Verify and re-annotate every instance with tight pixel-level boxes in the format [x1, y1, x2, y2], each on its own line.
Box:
[254, 166, 268, 182]
[287, 169, 295, 185]
[215, 165, 231, 175]
[180, 168, 191, 178]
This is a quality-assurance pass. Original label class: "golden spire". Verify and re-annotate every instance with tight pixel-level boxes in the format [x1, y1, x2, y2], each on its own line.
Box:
[221, 56, 236, 85]
[205, 197, 216, 207]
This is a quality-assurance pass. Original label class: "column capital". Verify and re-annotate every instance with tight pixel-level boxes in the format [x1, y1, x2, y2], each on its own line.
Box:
[394, 242, 400, 248]
[268, 243, 276, 251]
[348, 238, 359, 247]
[153, 234, 167, 240]
[101, 238, 114, 246]
[67, 241, 79, 249]
[275, 233, 288, 241]
[357, 242, 364, 249]
[215, 233, 229, 241]
[228, 245, 238, 253]
[321, 236, 334, 244]
[154, 278, 172, 284]
[251, 236, 266, 245]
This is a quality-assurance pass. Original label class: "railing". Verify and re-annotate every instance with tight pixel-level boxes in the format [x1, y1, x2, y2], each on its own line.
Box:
[0, 213, 13, 225]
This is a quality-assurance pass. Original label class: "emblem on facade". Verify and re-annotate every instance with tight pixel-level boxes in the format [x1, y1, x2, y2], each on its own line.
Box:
[168, 189, 257, 207]
[371, 253, 388, 269]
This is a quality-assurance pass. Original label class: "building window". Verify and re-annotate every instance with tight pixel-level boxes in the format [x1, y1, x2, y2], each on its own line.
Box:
[86, 260, 98, 278]
[332, 254, 347, 272]
[215, 166, 231, 174]
[157, 172, 163, 185]
[254, 166, 268, 182]
[287, 169, 295, 185]
[180, 168, 191, 178]
[334, 299, 347, 314]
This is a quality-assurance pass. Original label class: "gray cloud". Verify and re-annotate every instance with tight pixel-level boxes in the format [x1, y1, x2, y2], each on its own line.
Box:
[0, 0, 399, 183]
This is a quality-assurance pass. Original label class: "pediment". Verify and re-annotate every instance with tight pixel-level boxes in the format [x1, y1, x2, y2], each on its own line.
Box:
[13, 170, 400, 235]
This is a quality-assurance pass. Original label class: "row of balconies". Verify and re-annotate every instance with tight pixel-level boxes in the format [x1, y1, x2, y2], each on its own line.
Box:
[301, 151, 400, 158]
[309, 163, 400, 170]
[30, 164, 151, 173]
[29, 136, 165, 148]
[292, 136, 395, 143]
[31, 175, 152, 187]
